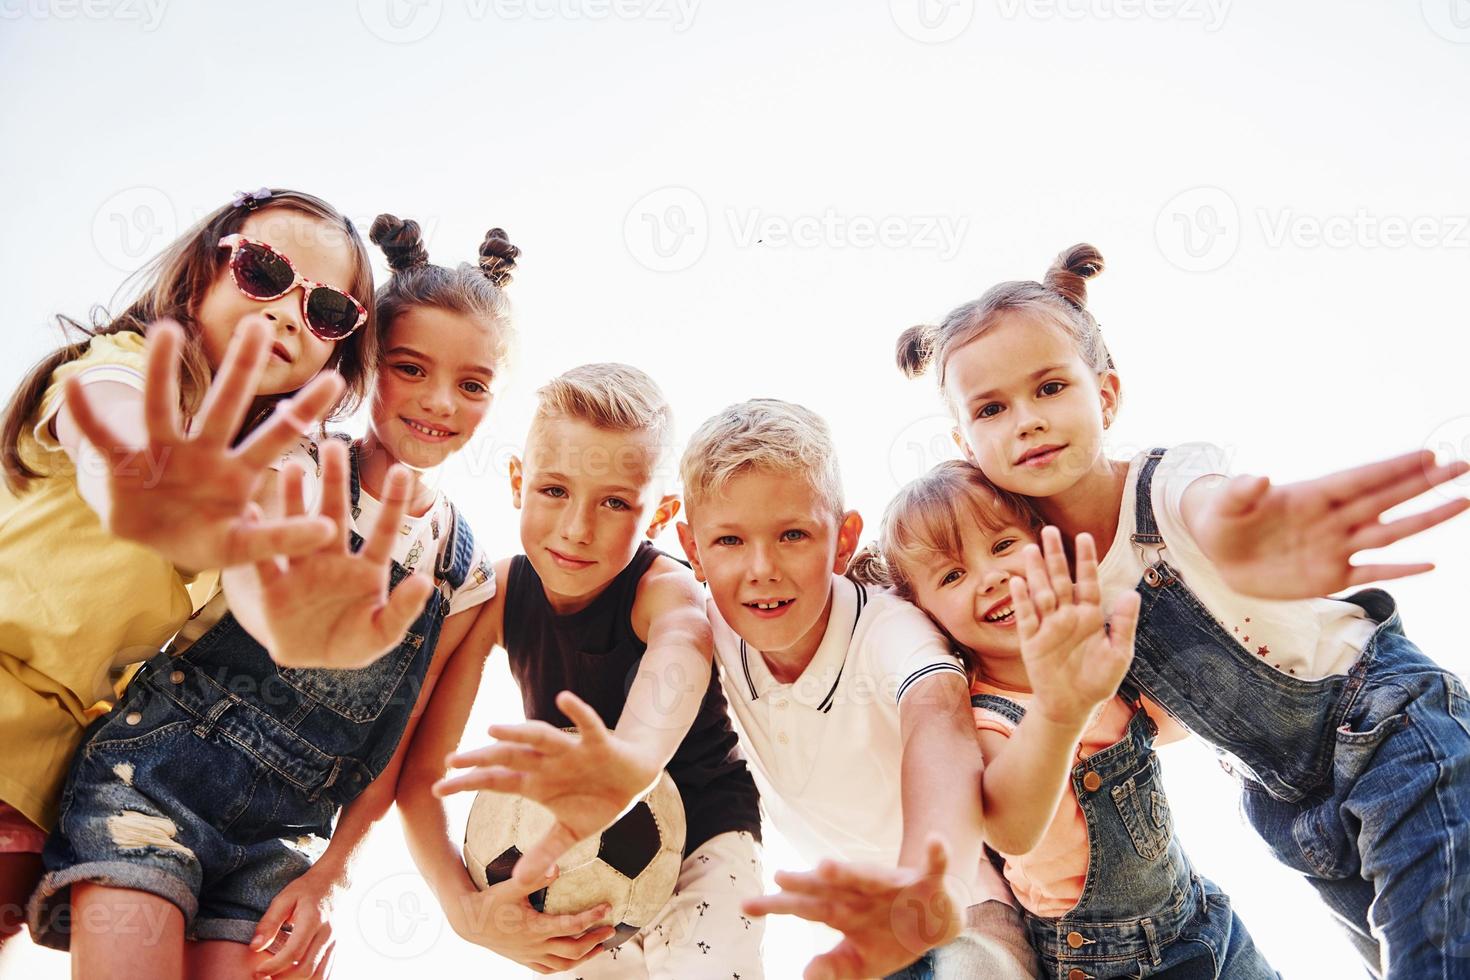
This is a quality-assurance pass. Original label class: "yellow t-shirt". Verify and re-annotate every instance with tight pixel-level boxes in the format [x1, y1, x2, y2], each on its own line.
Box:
[0, 332, 193, 830]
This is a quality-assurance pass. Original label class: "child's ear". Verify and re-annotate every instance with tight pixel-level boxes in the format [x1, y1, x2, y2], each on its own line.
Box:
[951, 427, 979, 466]
[833, 510, 865, 574]
[508, 456, 523, 509]
[646, 494, 681, 540]
[674, 520, 706, 583]
[1098, 370, 1122, 430]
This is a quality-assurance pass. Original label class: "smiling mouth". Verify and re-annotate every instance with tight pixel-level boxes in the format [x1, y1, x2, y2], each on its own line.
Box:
[744, 598, 795, 611]
[1016, 445, 1066, 467]
[270, 344, 291, 363]
[402, 418, 456, 439]
[982, 601, 1015, 625]
[548, 548, 595, 569]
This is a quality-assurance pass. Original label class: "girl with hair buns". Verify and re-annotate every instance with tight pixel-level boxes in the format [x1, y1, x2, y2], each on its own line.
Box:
[26, 214, 513, 980]
[898, 244, 1470, 978]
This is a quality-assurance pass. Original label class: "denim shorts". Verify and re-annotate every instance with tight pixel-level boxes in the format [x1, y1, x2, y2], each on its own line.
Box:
[27, 675, 334, 948]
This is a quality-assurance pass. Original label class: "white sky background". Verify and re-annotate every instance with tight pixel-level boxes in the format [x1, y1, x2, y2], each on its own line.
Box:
[3, 0, 1469, 976]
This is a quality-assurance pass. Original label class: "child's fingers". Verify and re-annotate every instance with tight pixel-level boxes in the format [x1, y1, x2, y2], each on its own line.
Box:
[1314, 450, 1437, 503]
[922, 835, 950, 878]
[1010, 576, 1039, 641]
[513, 823, 584, 888]
[527, 903, 614, 941]
[250, 893, 296, 954]
[293, 929, 334, 980]
[235, 373, 344, 472]
[195, 316, 271, 449]
[1073, 532, 1100, 607]
[1337, 458, 1467, 531]
[446, 742, 547, 773]
[555, 691, 610, 744]
[1105, 590, 1141, 673]
[485, 720, 579, 754]
[1020, 544, 1056, 615]
[1349, 497, 1470, 553]
[373, 572, 436, 646]
[1040, 526, 1072, 606]
[359, 464, 415, 567]
[813, 859, 910, 897]
[432, 765, 524, 797]
[62, 376, 129, 455]
[226, 516, 335, 569]
[280, 462, 307, 519]
[1346, 562, 1437, 588]
[141, 319, 184, 443]
[742, 891, 847, 929]
[315, 439, 351, 541]
[255, 912, 315, 977]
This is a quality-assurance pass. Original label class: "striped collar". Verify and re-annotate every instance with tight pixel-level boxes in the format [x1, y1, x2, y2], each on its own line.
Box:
[739, 576, 869, 714]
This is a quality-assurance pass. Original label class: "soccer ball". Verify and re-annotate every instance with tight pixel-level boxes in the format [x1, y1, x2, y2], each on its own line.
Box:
[462, 767, 686, 950]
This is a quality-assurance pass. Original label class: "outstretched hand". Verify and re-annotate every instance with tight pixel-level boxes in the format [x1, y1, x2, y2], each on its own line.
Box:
[434, 690, 661, 888]
[1012, 527, 1139, 728]
[63, 316, 343, 573]
[1191, 449, 1469, 600]
[228, 438, 436, 669]
[742, 837, 963, 980]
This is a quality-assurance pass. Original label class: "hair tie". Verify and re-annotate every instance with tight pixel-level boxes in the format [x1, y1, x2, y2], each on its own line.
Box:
[231, 187, 272, 210]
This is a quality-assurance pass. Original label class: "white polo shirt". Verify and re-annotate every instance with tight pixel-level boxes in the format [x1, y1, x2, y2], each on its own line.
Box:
[709, 575, 969, 869]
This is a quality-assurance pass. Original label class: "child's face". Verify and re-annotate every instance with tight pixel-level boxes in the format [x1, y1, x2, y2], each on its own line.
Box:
[195, 210, 359, 397]
[513, 416, 669, 610]
[945, 312, 1119, 499]
[904, 516, 1038, 662]
[372, 306, 497, 470]
[678, 469, 862, 662]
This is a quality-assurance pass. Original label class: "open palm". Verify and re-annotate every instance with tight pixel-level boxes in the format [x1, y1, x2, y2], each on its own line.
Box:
[229, 438, 436, 669]
[1012, 528, 1139, 727]
[1192, 450, 1469, 600]
[65, 317, 342, 572]
[435, 690, 660, 887]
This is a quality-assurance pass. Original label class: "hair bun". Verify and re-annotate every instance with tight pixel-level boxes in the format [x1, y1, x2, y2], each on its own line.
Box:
[479, 228, 519, 287]
[370, 214, 430, 273]
[846, 545, 894, 587]
[895, 324, 938, 379]
[1042, 243, 1104, 310]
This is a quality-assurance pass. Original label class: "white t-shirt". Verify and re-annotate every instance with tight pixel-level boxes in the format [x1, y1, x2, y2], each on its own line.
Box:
[709, 575, 969, 868]
[1096, 442, 1375, 680]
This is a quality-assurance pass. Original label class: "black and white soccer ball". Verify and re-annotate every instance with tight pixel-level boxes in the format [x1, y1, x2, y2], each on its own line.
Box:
[462, 767, 686, 950]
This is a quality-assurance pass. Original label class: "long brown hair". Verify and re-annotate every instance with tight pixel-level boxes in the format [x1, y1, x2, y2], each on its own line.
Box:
[2, 188, 377, 493]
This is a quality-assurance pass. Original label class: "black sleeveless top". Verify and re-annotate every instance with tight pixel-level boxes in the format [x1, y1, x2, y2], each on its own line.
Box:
[504, 541, 761, 856]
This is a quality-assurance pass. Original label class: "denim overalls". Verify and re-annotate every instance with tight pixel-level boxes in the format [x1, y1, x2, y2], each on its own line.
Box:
[1124, 448, 1470, 978]
[969, 684, 1276, 980]
[29, 441, 475, 947]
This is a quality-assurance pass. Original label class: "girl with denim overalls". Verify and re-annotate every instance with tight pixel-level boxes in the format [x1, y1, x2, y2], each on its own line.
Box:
[847, 461, 1278, 979]
[899, 242, 1470, 978]
[27, 214, 518, 980]
[0, 188, 386, 951]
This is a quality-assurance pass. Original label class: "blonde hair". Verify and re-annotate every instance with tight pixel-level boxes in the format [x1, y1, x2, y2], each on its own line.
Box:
[532, 363, 674, 466]
[897, 243, 1113, 398]
[680, 398, 843, 518]
[848, 460, 1040, 600]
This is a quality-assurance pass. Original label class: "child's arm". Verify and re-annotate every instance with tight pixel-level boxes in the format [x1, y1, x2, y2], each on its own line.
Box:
[56, 317, 342, 574]
[221, 438, 436, 669]
[395, 571, 614, 973]
[1181, 449, 1469, 600]
[434, 561, 712, 886]
[247, 603, 482, 977]
[976, 528, 1138, 856]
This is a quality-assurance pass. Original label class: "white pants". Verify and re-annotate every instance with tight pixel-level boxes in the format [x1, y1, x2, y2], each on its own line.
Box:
[549, 830, 766, 979]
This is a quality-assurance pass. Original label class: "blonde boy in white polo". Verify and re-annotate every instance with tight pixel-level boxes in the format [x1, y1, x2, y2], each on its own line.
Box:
[676, 399, 1039, 980]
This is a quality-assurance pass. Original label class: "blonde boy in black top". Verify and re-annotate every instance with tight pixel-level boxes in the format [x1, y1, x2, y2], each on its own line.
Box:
[397, 364, 763, 978]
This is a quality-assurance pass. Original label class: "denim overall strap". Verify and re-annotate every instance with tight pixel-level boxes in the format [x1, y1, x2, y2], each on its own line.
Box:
[1124, 448, 1349, 802]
